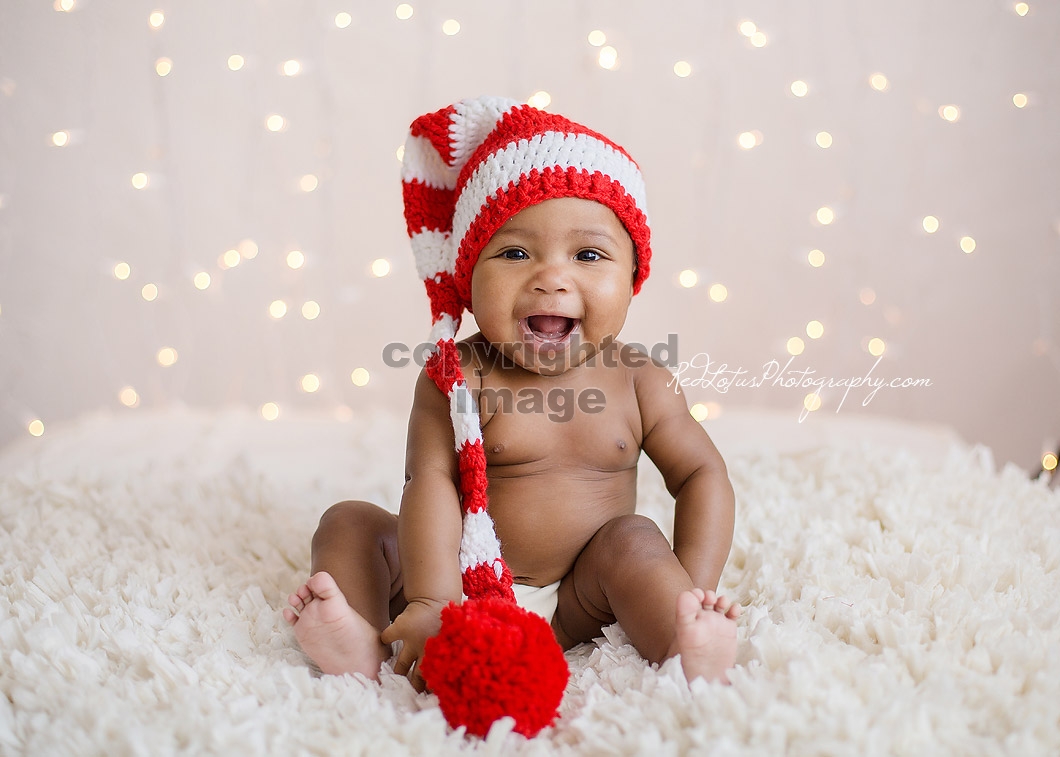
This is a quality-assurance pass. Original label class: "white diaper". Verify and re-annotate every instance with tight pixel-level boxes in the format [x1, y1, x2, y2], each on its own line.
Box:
[512, 581, 560, 624]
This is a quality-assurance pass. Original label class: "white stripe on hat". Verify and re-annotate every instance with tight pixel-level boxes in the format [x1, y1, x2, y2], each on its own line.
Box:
[459, 509, 503, 571]
[450, 97, 520, 167]
[450, 383, 482, 448]
[451, 130, 649, 250]
[411, 229, 455, 279]
[429, 313, 458, 344]
[401, 134, 459, 190]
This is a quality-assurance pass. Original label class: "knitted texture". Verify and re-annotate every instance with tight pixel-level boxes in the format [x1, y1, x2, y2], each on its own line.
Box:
[401, 95, 652, 738]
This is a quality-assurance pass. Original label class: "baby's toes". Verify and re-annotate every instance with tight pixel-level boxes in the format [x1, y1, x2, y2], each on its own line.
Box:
[676, 590, 704, 625]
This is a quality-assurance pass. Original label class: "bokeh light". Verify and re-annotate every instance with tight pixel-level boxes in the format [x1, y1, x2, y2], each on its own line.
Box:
[708, 283, 728, 302]
[351, 368, 370, 387]
[678, 269, 698, 288]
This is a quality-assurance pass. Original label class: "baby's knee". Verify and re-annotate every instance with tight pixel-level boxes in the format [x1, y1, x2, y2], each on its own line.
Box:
[596, 513, 669, 558]
[314, 500, 394, 542]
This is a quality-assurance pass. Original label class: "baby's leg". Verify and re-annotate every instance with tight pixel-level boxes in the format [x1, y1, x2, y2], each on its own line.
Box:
[283, 500, 406, 678]
[551, 514, 739, 684]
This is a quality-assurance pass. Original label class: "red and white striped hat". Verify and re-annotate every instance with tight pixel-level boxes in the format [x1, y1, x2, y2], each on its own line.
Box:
[400, 95, 651, 603]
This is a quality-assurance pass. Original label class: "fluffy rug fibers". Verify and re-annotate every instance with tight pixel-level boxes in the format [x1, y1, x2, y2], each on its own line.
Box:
[1, 410, 1058, 755]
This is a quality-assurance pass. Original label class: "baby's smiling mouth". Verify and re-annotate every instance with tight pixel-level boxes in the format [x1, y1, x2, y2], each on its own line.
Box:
[522, 314, 579, 342]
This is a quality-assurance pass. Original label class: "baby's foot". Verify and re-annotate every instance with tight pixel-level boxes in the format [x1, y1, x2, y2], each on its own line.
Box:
[672, 588, 741, 685]
[283, 571, 389, 678]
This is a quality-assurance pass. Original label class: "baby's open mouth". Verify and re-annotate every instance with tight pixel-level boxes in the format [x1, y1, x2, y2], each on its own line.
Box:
[523, 315, 579, 343]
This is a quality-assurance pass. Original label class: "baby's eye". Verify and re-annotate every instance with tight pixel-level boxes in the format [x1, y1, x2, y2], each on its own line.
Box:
[501, 248, 528, 260]
[575, 249, 603, 262]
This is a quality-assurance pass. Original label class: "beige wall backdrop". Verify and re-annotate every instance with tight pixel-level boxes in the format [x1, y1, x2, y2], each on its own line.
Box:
[0, 1, 1057, 469]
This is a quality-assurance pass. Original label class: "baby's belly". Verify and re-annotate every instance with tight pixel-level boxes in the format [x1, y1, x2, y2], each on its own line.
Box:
[485, 467, 638, 585]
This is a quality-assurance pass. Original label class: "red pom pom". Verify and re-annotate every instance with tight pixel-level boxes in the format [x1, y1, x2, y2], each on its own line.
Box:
[420, 597, 569, 738]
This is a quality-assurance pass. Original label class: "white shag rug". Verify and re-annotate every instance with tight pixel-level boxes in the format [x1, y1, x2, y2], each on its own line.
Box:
[1, 408, 1058, 756]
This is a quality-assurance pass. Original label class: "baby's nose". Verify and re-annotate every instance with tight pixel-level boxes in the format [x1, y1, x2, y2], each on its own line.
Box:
[530, 260, 571, 292]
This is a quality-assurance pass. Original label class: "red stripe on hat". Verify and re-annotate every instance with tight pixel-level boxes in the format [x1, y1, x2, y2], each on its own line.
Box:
[459, 440, 489, 514]
[461, 560, 515, 601]
[410, 104, 457, 166]
[452, 166, 651, 309]
[423, 272, 462, 322]
[425, 338, 463, 395]
[403, 180, 455, 237]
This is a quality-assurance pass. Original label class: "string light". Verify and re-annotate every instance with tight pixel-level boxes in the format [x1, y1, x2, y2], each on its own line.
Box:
[119, 386, 140, 407]
[28, 419, 45, 437]
[787, 337, 805, 356]
[114, 262, 131, 280]
[859, 287, 876, 305]
[269, 300, 288, 319]
[148, 10, 164, 28]
[689, 403, 709, 422]
[1014, 2, 1029, 16]
[335, 12, 353, 29]
[673, 61, 692, 78]
[527, 91, 551, 109]
[750, 32, 768, 48]
[301, 301, 320, 320]
[816, 207, 835, 225]
[803, 394, 822, 412]
[816, 131, 833, 149]
[193, 272, 211, 290]
[299, 174, 319, 192]
[923, 215, 940, 233]
[301, 374, 321, 393]
[738, 21, 757, 37]
[869, 73, 890, 92]
[282, 60, 301, 77]
[939, 105, 960, 122]
[351, 368, 370, 387]
[598, 46, 619, 70]
[227, 55, 245, 71]
[738, 131, 762, 149]
[157, 347, 178, 366]
[220, 249, 241, 268]
[261, 402, 280, 421]
[396, 145, 405, 162]
[54, 0, 75, 12]
[806, 320, 824, 339]
[960, 236, 976, 254]
[587, 30, 606, 47]
[678, 269, 698, 288]
[708, 283, 728, 302]
[287, 250, 305, 269]
[131, 173, 149, 190]
[790, 80, 808, 97]
[1044, 452, 1058, 471]
[155, 58, 173, 77]
[808, 249, 826, 267]
[266, 114, 286, 132]
[442, 19, 460, 35]
[141, 283, 158, 302]
[867, 338, 886, 356]
[395, 4, 413, 20]
[51, 130, 70, 147]
[370, 258, 391, 277]
[238, 239, 258, 259]
[1012, 93, 1028, 108]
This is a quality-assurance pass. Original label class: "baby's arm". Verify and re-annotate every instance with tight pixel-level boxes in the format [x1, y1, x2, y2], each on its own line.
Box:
[636, 357, 735, 592]
[380, 368, 465, 688]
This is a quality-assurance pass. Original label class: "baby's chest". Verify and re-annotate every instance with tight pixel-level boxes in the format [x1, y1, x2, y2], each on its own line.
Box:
[479, 380, 641, 470]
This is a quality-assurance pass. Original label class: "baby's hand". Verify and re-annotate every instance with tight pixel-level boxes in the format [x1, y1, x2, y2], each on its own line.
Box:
[380, 598, 447, 692]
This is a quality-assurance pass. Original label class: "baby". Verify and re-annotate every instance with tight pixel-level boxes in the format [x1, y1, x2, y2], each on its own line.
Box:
[284, 96, 740, 694]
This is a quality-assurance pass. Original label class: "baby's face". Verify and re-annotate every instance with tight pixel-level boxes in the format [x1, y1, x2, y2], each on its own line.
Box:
[470, 197, 635, 375]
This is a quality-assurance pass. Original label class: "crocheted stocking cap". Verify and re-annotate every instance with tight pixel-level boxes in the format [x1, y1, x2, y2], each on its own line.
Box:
[400, 95, 652, 738]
